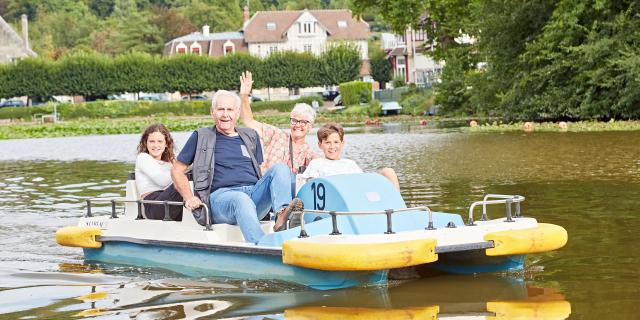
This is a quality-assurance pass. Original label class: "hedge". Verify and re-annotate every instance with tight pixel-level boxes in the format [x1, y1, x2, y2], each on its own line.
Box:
[0, 44, 362, 99]
[0, 96, 323, 121]
[339, 81, 372, 105]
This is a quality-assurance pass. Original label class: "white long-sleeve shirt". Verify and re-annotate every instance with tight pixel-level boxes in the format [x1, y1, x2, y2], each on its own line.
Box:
[135, 152, 173, 195]
[300, 158, 363, 180]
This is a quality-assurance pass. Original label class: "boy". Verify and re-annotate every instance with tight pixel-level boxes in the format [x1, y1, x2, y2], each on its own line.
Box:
[300, 122, 363, 180]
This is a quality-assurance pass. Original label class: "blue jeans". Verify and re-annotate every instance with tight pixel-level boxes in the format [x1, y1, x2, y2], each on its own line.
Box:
[209, 163, 292, 243]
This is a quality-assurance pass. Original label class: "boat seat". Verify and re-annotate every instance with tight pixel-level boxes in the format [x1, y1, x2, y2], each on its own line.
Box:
[125, 171, 203, 228]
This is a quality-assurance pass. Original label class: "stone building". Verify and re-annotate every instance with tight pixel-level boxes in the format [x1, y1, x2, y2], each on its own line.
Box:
[0, 14, 36, 63]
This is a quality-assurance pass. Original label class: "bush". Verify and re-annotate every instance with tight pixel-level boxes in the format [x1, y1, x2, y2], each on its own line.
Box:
[400, 89, 434, 115]
[368, 99, 382, 117]
[392, 75, 406, 88]
[251, 96, 322, 113]
[339, 81, 372, 105]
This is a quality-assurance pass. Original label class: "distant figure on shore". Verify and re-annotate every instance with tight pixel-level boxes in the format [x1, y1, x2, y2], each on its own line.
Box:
[523, 122, 534, 133]
[135, 124, 183, 220]
[559, 121, 568, 132]
[469, 120, 478, 127]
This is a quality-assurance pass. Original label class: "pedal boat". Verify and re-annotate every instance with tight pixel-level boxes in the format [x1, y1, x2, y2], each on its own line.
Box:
[56, 173, 568, 290]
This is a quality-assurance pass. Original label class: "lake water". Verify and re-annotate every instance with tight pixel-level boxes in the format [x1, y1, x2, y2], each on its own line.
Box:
[1, 126, 639, 319]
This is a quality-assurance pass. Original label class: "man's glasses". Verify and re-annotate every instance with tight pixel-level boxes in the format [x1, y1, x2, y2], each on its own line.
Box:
[290, 118, 311, 126]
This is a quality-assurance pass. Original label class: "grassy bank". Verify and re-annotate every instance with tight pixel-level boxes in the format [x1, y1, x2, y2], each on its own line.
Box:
[466, 120, 640, 133]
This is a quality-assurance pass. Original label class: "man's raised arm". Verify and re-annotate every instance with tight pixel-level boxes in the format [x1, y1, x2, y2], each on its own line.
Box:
[239, 71, 262, 131]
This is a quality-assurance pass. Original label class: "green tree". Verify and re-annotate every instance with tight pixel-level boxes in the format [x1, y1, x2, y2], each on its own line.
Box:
[29, 4, 99, 55]
[369, 46, 392, 88]
[319, 43, 362, 85]
[262, 51, 320, 89]
[108, 12, 165, 54]
[182, 0, 242, 32]
[89, 0, 115, 18]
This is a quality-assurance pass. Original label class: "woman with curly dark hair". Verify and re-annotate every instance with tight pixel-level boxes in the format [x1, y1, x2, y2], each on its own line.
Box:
[135, 123, 183, 220]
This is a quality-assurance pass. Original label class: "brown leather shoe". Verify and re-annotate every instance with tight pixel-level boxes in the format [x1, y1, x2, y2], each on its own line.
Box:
[273, 198, 304, 232]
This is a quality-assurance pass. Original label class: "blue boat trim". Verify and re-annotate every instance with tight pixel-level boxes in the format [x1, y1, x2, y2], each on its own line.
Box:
[96, 236, 282, 256]
[435, 241, 494, 253]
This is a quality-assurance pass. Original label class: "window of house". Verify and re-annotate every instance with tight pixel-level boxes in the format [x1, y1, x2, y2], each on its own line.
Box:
[414, 29, 426, 41]
[177, 47, 186, 54]
[338, 20, 347, 28]
[267, 22, 276, 30]
[269, 45, 278, 54]
[304, 44, 312, 53]
[397, 66, 406, 79]
[302, 22, 314, 33]
[396, 35, 405, 44]
[397, 56, 405, 66]
[192, 47, 200, 54]
[224, 46, 234, 56]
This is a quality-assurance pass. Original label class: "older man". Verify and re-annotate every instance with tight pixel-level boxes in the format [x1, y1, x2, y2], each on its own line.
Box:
[171, 90, 302, 243]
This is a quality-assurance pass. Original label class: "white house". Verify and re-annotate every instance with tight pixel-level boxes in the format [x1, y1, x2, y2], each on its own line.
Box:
[164, 8, 370, 77]
[0, 14, 36, 64]
[382, 28, 443, 86]
[243, 9, 369, 62]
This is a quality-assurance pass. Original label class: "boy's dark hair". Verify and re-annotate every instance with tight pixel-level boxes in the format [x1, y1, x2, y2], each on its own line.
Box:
[317, 122, 344, 142]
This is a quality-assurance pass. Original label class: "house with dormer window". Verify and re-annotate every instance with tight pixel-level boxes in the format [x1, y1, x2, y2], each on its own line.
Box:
[164, 8, 370, 77]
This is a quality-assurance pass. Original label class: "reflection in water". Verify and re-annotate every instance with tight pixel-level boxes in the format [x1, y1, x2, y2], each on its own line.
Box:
[0, 271, 570, 319]
[1, 130, 639, 318]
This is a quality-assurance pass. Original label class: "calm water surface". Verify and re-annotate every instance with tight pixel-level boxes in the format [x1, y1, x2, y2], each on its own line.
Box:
[1, 127, 639, 319]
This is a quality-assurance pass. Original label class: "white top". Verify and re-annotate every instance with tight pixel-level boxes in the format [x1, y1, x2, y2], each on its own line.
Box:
[300, 158, 363, 180]
[135, 153, 173, 195]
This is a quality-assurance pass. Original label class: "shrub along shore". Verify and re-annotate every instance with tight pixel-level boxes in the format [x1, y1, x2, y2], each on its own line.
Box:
[2, 97, 640, 140]
[2, 115, 640, 140]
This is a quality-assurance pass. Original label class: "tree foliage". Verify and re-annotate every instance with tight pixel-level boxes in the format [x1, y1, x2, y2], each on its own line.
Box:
[352, 0, 640, 120]
[319, 43, 362, 85]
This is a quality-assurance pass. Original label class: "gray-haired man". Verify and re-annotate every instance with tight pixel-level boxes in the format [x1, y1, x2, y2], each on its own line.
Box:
[171, 90, 302, 243]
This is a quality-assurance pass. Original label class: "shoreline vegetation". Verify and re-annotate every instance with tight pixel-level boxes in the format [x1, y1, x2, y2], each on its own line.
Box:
[2, 113, 640, 140]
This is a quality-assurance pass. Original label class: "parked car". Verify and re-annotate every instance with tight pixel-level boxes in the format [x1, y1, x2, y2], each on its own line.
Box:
[322, 90, 340, 101]
[333, 94, 343, 106]
[0, 99, 25, 108]
[182, 95, 208, 101]
[250, 95, 262, 102]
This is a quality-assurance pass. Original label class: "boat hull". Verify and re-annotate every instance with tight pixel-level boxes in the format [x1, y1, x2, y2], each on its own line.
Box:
[83, 241, 388, 290]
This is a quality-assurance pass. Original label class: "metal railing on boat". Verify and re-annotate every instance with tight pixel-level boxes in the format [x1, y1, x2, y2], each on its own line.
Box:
[84, 197, 212, 230]
[295, 206, 436, 238]
[467, 194, 525, 226]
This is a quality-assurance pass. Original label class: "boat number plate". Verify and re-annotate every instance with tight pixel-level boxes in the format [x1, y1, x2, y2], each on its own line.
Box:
[310, 182, 325, 210]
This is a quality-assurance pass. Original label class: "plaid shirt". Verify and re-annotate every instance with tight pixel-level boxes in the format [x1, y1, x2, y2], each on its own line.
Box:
[258, 122, 316, 173]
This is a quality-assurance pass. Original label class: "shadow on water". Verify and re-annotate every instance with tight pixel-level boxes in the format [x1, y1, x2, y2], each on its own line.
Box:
[0, 267, 570, 319]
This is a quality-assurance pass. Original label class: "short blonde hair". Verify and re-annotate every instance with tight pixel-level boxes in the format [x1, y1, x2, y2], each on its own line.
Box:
[290, 103, 316, 124]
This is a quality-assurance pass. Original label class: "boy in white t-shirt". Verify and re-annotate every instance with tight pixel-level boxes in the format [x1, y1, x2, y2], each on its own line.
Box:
[300, 122, 363, 179]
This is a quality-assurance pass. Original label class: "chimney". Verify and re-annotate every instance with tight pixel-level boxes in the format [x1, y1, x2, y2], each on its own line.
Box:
[243, 6, 250, 24]
[21, 14, 29, 49]
[202, 25, 210, 36]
